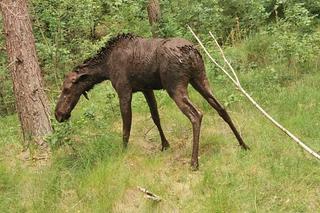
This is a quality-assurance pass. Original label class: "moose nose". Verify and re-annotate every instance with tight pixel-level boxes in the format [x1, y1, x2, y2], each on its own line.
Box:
[55, 111, 71, 123]
[55, 111, 63, 123]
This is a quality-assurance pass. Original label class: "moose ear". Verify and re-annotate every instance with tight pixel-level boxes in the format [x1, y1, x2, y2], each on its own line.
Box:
[82, 91, 89, 100]
[72, 73, 89, 83]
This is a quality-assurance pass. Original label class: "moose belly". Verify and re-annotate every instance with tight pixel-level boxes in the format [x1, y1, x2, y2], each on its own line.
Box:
[129, 70, 163, 92]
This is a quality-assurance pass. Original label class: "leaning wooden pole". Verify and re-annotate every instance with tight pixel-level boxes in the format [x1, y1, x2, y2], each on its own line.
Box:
[188, 26, 320, 161]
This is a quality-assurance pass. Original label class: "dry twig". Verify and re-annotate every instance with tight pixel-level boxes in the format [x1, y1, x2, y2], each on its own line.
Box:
[137, 186, 162, 202]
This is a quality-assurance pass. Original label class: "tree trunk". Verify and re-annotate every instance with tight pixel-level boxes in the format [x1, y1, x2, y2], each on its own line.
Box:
[0, 0, 52, 148]
[147, 0, 161, 37]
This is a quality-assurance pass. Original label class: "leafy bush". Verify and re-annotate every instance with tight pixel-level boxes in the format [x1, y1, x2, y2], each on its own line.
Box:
[265, 3, 319, 72]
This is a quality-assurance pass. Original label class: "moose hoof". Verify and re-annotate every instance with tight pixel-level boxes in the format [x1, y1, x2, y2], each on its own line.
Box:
[190, 161, 199, 171]
[241, 144, 250, 150]
[122, 143, 128, 152]
[161, 144, 170, 151]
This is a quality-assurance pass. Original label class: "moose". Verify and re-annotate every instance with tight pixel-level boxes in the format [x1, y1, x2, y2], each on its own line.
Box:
[55, 33, 249, 170]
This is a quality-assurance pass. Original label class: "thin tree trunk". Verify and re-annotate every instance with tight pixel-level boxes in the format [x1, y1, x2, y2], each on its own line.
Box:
[0, 0, 52, 148]
[147, 0, 161, 37]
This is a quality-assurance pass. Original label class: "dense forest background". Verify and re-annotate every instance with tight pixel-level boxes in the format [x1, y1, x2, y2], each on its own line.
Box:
[1, 1, 320, 212]
[1, 0, 320, 115]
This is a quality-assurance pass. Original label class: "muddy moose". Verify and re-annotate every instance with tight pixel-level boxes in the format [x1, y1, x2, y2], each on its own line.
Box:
[55, 33, 249, 170]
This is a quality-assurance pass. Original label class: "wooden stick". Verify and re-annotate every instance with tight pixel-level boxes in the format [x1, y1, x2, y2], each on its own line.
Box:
[209, 32, 240, 85]
[187, 26, 239, 86]
[187, 26, 320, 161]
[137, 186, 162, 202]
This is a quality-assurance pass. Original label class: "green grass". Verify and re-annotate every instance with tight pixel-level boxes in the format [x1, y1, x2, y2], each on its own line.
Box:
[1, 67, 320, 212]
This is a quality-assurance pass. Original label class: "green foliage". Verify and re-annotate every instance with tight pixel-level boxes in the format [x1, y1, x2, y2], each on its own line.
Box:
[31, 0, 105, 83]
[264, 3, 320, 72]
[244, 32, 274, 68]
[159, 0, 222, 38]
[218, 0, 268, 39]
[284, 3, 315, 30]
[46, 121, 74, 148]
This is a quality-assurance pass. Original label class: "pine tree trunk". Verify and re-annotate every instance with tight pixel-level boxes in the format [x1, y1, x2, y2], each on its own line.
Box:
[0, 0, 52, 148]
[147, 0, 161, 37]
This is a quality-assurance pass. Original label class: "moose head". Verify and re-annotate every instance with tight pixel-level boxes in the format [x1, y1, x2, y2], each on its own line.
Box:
[55, 70, 90, 122]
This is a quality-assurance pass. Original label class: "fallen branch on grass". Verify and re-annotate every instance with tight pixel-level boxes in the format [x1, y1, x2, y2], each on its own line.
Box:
[188, 25, 320, 161]
[137, 186, 162, 202]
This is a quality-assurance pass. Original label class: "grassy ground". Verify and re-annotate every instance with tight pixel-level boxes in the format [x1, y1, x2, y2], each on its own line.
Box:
[1, 65, 320, 212]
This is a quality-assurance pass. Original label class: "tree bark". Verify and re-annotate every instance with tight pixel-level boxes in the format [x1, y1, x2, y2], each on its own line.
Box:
[147, 0, 161, 37]
[0, 0, 52, 148]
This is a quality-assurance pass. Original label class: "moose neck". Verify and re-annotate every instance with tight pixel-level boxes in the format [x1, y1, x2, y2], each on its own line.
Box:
[80, 64, 109, 92]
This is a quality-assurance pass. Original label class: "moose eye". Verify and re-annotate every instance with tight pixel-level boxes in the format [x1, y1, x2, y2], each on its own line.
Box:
[63, 88, 70, 94]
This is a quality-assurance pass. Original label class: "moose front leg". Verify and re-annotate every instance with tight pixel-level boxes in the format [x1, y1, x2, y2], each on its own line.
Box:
[143, 90, 170, 151]
[118, 91, 133, 148]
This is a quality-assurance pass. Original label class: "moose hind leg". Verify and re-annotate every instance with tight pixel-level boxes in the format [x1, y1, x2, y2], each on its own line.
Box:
[168, 87, 203, 170]
[118, 92, 133, 148]
[191, 78, 249, 150]
[143, 90, 170, 151]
